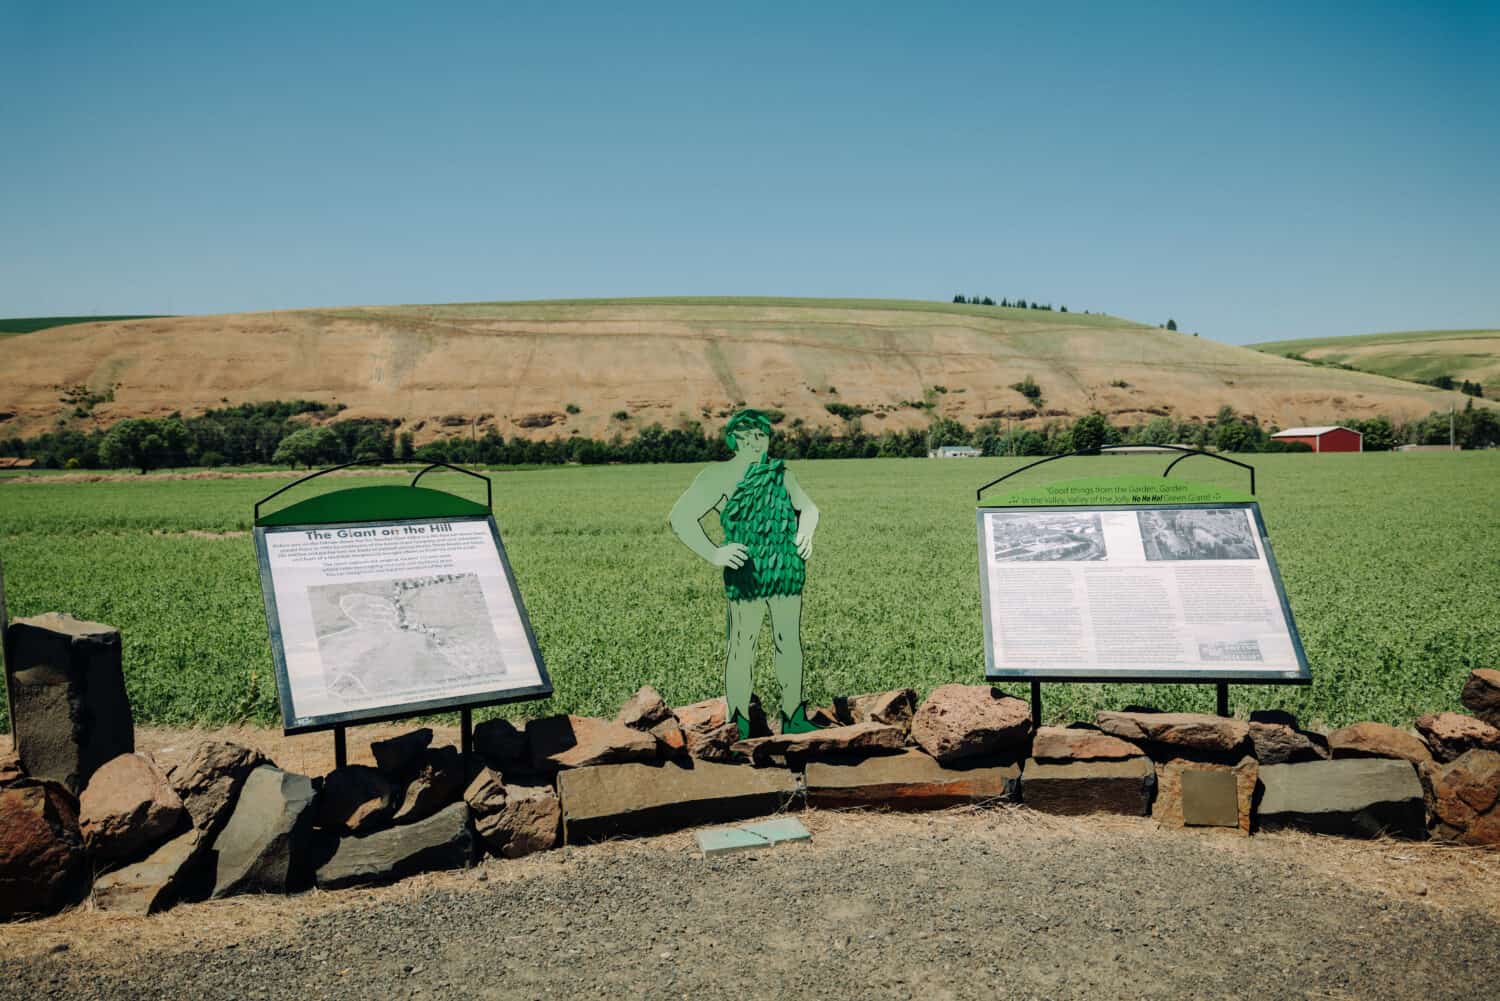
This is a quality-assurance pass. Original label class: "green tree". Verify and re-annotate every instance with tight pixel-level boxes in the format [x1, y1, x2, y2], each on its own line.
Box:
[272, 426, 341, 469]
[1166, 318, 1178, 331]
[98, 417, 189, 474]
[1070, 412, 1110, 452]
[925, 416, 969, 451]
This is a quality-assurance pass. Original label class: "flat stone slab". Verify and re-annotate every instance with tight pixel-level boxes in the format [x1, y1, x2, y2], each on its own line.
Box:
[315, 802, 473, 890]
[1257, 759, 1425, 839]
[696, 827, 770, 857]
[1326, 722, 1432, 765]
[1031, 726, 1143, 763]
[1021, 757, 1155, 816]
[805, 749, 1020, 810]
[529, 714, 660, 771]
[92, 828, 201, 915]
[1096, 711, 1249, 754]
[731, 721, 906, 766]
[557, 760, 799, 842]
[740, 817, 811, 845]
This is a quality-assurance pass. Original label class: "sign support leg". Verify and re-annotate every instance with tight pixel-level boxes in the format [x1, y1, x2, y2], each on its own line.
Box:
[460, 708, 474, 775]
[333, 725, 348, 770]
[1030, 681, 1043, 728]
[1215, 683, 1230, 719]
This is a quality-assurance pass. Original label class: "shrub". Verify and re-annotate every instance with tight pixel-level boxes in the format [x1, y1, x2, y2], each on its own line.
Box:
[1010, 376, 1043, 404]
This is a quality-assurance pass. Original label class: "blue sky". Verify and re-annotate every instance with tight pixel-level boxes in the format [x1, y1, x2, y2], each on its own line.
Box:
[2, 1, 1495, 344]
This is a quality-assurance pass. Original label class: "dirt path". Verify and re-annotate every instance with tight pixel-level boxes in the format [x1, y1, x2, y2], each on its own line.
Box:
[4, 808, 1497, 1001]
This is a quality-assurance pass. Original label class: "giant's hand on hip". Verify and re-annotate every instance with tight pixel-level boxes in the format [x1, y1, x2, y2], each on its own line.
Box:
[712, 543, 749, 569]
[795, 529, 813, 560]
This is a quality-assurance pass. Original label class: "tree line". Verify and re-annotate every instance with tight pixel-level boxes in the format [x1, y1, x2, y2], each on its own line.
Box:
[952, 295, 1070, 312]
[3, 398, 1496, 472]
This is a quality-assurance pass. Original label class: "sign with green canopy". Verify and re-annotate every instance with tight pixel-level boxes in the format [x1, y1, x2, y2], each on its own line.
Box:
[252, 464, 550, 752]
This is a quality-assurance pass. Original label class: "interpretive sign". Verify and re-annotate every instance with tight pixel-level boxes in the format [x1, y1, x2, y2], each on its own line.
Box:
[253, 515, 550, 733]
[978, 487, 1310, 684]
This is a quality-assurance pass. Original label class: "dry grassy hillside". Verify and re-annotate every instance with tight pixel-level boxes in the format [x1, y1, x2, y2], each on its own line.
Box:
[0, 298, 1483, 442]
[1252, 328, 1500, 390]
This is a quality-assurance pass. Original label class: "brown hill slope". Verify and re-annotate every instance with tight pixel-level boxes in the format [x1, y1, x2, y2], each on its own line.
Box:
[0, 298, 1483, 441]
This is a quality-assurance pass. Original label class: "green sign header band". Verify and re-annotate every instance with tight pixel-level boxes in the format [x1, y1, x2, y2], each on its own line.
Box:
[981, 475, 1253, 508]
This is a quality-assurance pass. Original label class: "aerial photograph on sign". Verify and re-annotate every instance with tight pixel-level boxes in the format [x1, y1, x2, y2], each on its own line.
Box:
[1138, 509, 1259, 561]
[308, 573, 508, 703]
[989, 511, 1107, 562]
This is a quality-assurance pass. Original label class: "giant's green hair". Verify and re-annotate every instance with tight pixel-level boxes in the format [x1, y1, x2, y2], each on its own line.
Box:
[723, 409, 773, 451]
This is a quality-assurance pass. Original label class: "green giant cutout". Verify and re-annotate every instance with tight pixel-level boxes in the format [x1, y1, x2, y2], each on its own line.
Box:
[670, 410, 823, 740]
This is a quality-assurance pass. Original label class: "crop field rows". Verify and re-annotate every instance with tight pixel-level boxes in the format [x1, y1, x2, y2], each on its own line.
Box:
[1, 453, 1497, 731]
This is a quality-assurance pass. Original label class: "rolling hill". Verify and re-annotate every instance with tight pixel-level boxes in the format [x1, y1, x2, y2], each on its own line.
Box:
[0, 298, 1487, 443]
[1251, 329, 1499, 391]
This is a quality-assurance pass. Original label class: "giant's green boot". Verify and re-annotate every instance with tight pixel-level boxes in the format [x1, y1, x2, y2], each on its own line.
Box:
[780, 703, 824, 735]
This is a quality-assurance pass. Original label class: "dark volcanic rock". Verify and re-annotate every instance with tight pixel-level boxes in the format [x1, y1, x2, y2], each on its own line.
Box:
[317, 765, 395, 835]
[1031, 726, 1144, 763]
[392, 746, 465, 825]
[805, 749, 1020, 809]
[92, 828, 202, 915]
[528, 715, 660, 771]
[1020, 758, 1156, 816]
[1257, 759, 1426, 839]
[370, 728, 433, 778]
[1248, 721, 1328, 765]
[315, 802, 473, 890]
[846, 689, 919, 732]
[557, 760, 799, 842]
[79, 752, 187, 863]
[210, 765, 318, 897]
[4, 612, 134, 794]
[911, 685, 1032, 764]
[1422, 749, 1500, 846]
[1414, 712, 1500, 764]
[1096, 711, 1250, 754]
[168, 740, 269, 837]
[465, 768, 561, 859]
[731, 722, 907, 766]
[1460, 669, 1500, 727]
[615, 686, 672, 731]
[0, 780, 88, 918]
[473, 718, 528, 768]
[1327, 722, 1433, 766]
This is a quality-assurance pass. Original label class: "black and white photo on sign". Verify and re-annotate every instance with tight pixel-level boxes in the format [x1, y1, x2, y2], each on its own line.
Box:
[989, 511, 1108, 562]
[1137, 509, 1258, 561]
[308, 573, 509, 703]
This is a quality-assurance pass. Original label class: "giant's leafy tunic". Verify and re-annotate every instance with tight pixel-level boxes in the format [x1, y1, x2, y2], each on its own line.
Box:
[720, 458, 805, 601]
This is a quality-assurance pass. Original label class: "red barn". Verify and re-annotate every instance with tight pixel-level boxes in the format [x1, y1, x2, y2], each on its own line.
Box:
[1271, 426, 1363, 452]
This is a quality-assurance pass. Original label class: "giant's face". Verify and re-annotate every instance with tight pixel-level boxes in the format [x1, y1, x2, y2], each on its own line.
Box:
[733, 427, 770, 460]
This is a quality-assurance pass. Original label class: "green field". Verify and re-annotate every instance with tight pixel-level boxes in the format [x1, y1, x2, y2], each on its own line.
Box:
[2, 454, 1496, 732]
[0, 315, 167, 339]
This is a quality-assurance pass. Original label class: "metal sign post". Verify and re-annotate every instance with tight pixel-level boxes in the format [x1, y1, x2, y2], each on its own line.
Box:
[975, 446, 1309, 725]
[252, 461, 552, 774]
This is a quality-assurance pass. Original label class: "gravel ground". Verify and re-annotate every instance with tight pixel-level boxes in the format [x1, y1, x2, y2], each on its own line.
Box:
[3, 808, 1498, 1001]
